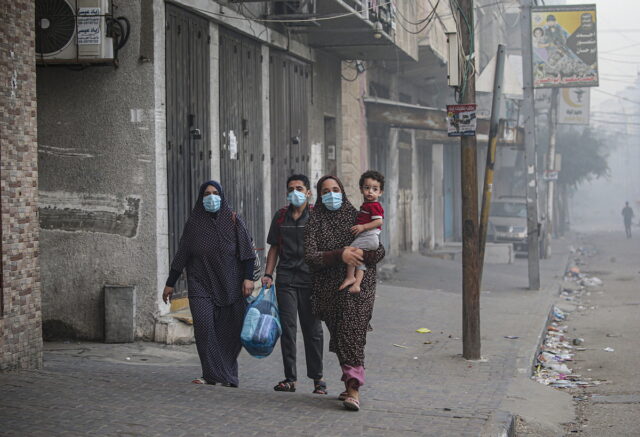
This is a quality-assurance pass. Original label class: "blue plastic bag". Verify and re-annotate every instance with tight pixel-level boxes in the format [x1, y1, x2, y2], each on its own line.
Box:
[241, 285, 281, 358]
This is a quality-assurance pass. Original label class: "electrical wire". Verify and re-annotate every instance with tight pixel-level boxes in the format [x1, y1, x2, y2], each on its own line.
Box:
[393, 2, 440, 35]
[341, 71, 360, 82]
[600, 42, 640, 55]
[449, 0, 475, 103]
[600, 56, 640, 65]
[393, 0, 440, 27]
[593, 88, 640, 105]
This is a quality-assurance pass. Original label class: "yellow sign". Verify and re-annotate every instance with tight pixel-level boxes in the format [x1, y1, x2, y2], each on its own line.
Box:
[531, 5, 598, 88]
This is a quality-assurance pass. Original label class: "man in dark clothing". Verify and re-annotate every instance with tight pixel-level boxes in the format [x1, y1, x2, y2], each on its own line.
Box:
[262, 174, 326, 394]
[622, 201, 634, 239]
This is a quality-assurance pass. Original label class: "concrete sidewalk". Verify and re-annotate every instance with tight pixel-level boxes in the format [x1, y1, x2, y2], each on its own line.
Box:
[0, 241, 574, 436]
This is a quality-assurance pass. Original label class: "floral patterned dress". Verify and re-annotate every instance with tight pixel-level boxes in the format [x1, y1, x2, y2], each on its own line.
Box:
[304, 176, 385, 371]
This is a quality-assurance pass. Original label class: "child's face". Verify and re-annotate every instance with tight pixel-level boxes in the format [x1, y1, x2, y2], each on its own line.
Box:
[360, 178, 383, 202]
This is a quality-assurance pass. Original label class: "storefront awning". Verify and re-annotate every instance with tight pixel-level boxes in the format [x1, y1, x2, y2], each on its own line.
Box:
[363, 97, 523, 146]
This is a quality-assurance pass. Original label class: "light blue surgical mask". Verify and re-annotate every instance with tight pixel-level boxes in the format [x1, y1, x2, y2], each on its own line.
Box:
[321, 192, 343, 211]
[287, 190, 307, 207]
[203, 194, 221, 213]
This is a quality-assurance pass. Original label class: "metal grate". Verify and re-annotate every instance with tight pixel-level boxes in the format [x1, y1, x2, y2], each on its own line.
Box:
[219, 28, 265, 254]
[165, 4, 211, 298]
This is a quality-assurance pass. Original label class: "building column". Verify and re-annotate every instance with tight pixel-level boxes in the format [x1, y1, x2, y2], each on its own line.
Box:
[432, 144, 445, 248]
[261, 44, 272, 230]
[387, 129, 400, 258]
[410, 130, 420, 252]
[0, 1, 43, 370]
[210, 22, 221, 181]
[152, 0, 170, 316]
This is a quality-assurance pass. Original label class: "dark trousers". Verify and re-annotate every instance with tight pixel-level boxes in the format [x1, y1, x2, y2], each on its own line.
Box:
[189, 296, 245, 386]
[276, 284, 323, 382]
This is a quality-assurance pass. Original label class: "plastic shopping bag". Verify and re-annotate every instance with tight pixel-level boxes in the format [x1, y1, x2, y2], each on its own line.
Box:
[241, 285, 281, 358]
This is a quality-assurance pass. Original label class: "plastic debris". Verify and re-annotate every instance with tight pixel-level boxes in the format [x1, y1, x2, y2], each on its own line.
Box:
[553, 307, 566, 320]
[393, 344, 409, 349]
[581, 277, 603, 287]
[533, 299, 603, 389]
[416, 328, 432, 334]
[603, 347, 615, 352]
[504, 336, 520, 339]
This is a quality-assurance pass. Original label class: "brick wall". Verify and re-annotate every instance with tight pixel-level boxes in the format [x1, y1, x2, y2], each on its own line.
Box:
[0, 2, 43, 371]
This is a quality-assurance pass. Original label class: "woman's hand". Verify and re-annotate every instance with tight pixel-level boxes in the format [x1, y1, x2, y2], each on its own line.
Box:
[242, 279, 255, 298]
[350, 224, 365, 236]
[342, 247, 364, 266]
[162, 286, 174, 304]
[261, 276, 273, 288]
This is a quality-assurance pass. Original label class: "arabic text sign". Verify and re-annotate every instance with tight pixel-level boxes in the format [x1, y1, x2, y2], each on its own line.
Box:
[78, 8, 102, 45]
[558, 88, 590, 124]
[447, 104, 477, 137]
[531, 5, 598, 88]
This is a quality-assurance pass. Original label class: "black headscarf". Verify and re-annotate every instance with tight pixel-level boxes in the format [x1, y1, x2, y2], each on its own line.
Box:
[309, 175, 359, 252]
[170, 180, 255, 306]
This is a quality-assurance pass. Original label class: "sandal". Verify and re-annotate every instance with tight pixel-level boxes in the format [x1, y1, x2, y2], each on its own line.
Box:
[338, 391, 349, 401]
[313, 380, 328, 395]
[192, 377, 215, 385]
[343, 396, 360, 411]
[273, 380, 296, 392]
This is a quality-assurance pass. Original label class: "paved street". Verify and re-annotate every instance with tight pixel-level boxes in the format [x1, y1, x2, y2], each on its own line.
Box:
[559, 231, 640, 435]
[1, 241, 571, 436]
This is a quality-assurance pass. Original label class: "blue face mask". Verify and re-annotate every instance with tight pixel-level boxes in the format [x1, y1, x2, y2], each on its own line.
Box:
[203, 194, 221, 213]
[321, 192, 343, 211]
[287, 190, 308, 207]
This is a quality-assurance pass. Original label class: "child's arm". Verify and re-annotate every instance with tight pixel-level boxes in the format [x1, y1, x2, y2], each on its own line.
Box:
[351, 218, 383, 236]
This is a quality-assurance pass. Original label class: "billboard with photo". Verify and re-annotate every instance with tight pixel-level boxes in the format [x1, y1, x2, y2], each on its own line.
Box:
[531, 5, 598, 88]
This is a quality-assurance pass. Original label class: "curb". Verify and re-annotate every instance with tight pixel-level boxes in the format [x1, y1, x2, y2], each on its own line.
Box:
[529, 304, 557, 376]
[528, 250, 573, 376]
[481, 410, 516, 437]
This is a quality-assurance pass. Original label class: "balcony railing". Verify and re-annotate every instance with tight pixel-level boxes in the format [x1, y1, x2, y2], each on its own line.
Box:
[232, 0, 415, 61]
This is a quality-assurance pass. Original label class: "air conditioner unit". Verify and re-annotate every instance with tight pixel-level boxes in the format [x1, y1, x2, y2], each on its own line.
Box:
[272, 0, 316, 16]
[36, 0, 114, 63]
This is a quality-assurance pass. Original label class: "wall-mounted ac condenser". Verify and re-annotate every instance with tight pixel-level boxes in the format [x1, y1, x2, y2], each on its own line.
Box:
[36, 0, 114, 63]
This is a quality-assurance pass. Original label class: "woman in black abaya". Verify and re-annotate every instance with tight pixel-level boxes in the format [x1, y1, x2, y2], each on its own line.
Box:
[163, 180, 255, 387]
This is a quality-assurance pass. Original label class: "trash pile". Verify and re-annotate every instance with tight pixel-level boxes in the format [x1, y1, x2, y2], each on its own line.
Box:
[564, 265, 603, 289]
[533, 306, 603, 389]
[533, 246, 605, 390]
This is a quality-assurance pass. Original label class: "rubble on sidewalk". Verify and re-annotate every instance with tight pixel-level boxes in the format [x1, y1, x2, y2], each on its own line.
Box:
[533, 246, 606, 390]
[533, 306, 603, 389]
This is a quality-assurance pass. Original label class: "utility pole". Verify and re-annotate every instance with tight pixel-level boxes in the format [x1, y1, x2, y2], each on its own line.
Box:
[520, 0, 541, 290]
[479, 44, 506, 285]
[544, 87, 559, 257]
[458, 0, 481, 360]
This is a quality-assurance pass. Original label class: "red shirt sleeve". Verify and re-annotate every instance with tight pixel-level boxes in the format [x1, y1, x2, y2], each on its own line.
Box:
[369, 202, 384, 219]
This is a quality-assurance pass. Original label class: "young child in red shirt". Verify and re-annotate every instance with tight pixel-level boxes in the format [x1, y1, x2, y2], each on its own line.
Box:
[339, 170, 384, 293]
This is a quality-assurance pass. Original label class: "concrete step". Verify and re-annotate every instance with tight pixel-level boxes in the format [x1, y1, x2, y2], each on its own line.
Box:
[425, 242, 513, 264]
[154, 308, 195, 345]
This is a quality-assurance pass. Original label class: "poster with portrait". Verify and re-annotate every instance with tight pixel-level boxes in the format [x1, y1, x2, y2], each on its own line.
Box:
[531, 5, 598, 88]
[446, 104, 477, 137]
